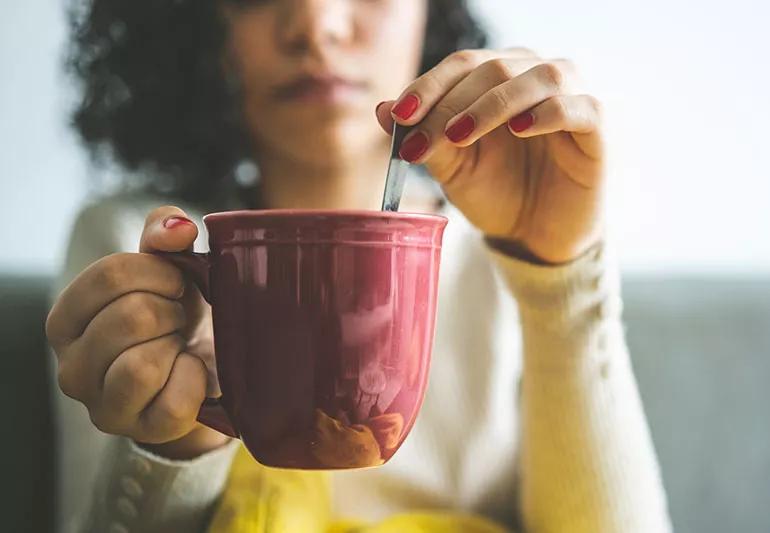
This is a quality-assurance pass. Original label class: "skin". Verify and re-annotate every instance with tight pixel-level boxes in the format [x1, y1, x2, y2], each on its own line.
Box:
[225, 0, 428, 210]
[47, 0, 605, 459]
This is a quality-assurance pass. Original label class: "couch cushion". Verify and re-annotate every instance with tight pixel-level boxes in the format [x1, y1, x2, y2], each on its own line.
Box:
[624, 277, 770, 533]
[0, 275, 55, 533]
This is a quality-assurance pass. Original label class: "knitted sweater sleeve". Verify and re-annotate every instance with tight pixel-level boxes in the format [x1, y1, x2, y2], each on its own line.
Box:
[488, 242, 672, 532]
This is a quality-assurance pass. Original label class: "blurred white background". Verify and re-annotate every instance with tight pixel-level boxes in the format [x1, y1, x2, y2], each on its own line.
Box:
[1, 0, 768, 275]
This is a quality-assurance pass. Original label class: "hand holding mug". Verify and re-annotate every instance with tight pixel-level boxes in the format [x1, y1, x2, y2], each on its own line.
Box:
[46, 207, 230, 459]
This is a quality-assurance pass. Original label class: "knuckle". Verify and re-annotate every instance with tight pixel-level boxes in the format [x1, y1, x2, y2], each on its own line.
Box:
[88, 407, 120, 434]
[551, 57, 576, 72]
[446, 49, 481, 67]
[95, 253, 132, 293]
[552, 96, 570, 120]
[57, 363, 81, 399]
[154, 396, 196, 429]
[166, 266, 186, 298]
[45, 309, 64, 350]
[119, 351, 164, 398]
[482, 58, 514, 82]
[508, 46, 538, 57]
[552, 58, 580, 88]
[418, 69, 444, 95]
[585, 94, 603, 118]
[538, 62, 565, 90]
[487, 86, 511, 112]
[121, 293, 161, 336]
[434, 100, 464, 120]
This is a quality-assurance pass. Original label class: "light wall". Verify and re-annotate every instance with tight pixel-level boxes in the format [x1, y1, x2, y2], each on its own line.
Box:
[1, 0, 768, 275]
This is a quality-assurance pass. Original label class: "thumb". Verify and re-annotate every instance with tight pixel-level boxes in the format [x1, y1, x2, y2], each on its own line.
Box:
[375, 100, 396, 134]
[139, 206, 199, 253]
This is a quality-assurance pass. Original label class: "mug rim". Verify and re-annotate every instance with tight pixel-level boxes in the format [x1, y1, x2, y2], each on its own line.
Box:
[203, 209, 448, 226]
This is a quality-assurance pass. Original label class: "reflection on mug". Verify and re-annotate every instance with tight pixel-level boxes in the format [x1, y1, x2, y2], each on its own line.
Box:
[309, 410, 406, 468]
[367, 412, 404, 451]
[311, 409, 384, 468]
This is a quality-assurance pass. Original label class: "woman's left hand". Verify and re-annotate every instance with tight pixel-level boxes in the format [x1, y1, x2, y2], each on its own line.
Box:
[376, 48, 605, 265]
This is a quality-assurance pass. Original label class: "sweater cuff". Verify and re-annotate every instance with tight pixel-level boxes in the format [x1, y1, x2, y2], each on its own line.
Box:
[486, 240, 625, 373]
[86, 437, 240, 533]
[487, 241, 622, 327]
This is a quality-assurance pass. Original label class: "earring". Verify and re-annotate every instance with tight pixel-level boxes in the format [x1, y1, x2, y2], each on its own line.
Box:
[234, 158, 261, 187]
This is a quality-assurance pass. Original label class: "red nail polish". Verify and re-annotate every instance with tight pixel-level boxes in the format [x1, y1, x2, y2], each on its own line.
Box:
[399, 132, 429, 162]
[164, 216, 194, 229]
[391, 94, 420, 121]
[445, 114, 476, 143]
[508, 112, 535, 133]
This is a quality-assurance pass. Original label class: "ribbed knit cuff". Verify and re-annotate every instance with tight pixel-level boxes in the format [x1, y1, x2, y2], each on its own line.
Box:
[85, 437, 240, 533]
[486, 241, 624, 371]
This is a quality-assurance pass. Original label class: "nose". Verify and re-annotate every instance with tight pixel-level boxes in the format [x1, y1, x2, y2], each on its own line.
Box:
[277, 0, 354, 56]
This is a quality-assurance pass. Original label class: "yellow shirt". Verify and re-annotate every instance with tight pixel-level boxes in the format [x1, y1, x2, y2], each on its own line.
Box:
[208, 445, 508, 533]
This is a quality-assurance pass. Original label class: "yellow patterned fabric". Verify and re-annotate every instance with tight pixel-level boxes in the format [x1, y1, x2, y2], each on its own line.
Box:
[208, 445, 509, 533]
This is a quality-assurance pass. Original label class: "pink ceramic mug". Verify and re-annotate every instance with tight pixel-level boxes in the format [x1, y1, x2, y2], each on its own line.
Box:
[160, 209, 447, 469]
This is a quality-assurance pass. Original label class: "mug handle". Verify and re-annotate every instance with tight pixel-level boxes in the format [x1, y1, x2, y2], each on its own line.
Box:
[155, 251, 239, 438]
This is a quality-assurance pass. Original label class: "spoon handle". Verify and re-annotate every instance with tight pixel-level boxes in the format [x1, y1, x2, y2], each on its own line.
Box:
[381, 123, 410, 212]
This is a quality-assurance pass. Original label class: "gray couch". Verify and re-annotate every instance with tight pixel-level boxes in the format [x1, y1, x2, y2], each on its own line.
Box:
[1, 275, 768, 533]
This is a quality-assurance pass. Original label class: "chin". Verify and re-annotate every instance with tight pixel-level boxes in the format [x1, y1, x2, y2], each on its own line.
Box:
[261, 116, 385, 165]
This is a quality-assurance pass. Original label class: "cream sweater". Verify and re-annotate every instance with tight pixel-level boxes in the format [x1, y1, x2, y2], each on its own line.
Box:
[52, 190, 671, 533]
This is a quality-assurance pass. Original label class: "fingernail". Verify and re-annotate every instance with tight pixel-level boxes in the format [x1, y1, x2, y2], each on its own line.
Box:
[445, 114, 476, 143]
[508, 112, 535, 133]
[164, 216, 194, 229]
[391, 93, 420, 121]
[399, 131, 429, 162]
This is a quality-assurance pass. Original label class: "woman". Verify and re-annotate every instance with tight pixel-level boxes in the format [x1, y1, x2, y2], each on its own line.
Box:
[46, 0, 670, 531]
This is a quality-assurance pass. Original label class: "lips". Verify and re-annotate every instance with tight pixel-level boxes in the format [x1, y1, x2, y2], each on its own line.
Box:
[273, 73, 367, 103]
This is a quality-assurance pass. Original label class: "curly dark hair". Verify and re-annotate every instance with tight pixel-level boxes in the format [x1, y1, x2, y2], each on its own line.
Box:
[68, 0, 487, 206]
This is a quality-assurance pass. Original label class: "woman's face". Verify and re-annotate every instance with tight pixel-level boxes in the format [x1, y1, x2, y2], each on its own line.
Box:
[224, 0, 428, 166]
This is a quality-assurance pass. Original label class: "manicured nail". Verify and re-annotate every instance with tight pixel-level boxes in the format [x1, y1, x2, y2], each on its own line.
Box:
[508, 112, 535, 133]
[399, 131, 429, 162]
[445, 114, 476, 143]
[164, 216, 194, 229]
[391, 93, 420, 121]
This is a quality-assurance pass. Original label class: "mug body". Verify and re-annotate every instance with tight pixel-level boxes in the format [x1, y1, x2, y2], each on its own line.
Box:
[204, 209, 447, 469]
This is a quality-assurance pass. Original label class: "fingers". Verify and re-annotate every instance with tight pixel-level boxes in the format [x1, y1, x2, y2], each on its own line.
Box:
[139, 205, 198, 254]
[507, 94, 604, 162]
[46, 205, 211, 446]
[139, 352, 208, 443]
[376, 54, 546, 135]
[46, 253, 185, 349]
[389, 48, 538, 125]
[87, 333, 183, 433]
[101, 334, 184, 420]
[60, 293, 186, 400]
[87, 340, 206, 443]
[442, 61, 576, 147]
[391, 59, 580, 169]
[47, 204, 195, 349]
[55, 286, 209, 444]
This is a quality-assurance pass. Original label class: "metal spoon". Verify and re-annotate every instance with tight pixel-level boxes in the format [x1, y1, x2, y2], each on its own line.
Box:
[381, 123, 410, 212]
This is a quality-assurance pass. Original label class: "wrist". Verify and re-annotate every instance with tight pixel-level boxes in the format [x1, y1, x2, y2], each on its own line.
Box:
[484, 235, 601, 266]
[486, 238, 616, 333]
[137, 424, 231, 460]
[484, 236, 562, 266]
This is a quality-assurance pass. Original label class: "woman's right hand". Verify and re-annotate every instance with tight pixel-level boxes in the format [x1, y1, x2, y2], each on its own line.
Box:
[46, 206, 230, 459]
